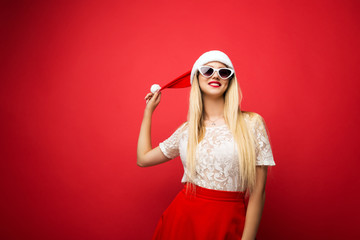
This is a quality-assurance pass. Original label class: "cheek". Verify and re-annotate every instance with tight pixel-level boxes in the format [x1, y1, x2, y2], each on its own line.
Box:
[223, 81, 229, 90]
[198, 77, 207, 89]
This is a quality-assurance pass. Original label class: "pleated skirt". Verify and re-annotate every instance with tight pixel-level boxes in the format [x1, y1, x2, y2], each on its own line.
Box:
[152, 183, 247, 240]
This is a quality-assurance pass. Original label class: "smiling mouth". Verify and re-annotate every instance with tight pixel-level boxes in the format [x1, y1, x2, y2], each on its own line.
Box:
[208, 81, 221, 87]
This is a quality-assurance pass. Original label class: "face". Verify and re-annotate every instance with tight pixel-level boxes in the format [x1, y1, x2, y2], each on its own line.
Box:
[197, 61, 231, 98]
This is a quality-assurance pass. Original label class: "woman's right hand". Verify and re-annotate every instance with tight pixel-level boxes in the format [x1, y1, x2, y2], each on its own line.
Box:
[144, 90, 161, 113]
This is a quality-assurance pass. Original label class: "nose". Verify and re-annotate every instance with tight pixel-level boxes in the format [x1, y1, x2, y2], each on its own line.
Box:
[212, 70, 220, 79]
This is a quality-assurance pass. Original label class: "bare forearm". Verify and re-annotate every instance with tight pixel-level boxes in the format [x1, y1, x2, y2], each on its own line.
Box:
[242, 192, 266, 240]
[137, 110, 153, 164]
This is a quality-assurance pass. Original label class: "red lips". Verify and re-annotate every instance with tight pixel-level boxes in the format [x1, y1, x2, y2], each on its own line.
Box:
[208, 81, 222, 87]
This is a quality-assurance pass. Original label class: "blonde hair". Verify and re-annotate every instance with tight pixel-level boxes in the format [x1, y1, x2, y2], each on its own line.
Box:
[184, 72, 258, 196]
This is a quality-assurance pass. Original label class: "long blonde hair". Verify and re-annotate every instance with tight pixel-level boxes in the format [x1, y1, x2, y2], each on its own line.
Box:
[184, 72, 258, 195]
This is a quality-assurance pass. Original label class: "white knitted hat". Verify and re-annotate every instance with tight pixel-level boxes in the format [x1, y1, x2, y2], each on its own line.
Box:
[190, 50, 235, 85]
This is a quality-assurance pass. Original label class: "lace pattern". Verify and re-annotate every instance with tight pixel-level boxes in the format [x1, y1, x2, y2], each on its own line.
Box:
[159, 112, 275, 191]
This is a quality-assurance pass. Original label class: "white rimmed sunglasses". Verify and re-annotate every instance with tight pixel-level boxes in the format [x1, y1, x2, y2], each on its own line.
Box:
[198, 66, 234, 79]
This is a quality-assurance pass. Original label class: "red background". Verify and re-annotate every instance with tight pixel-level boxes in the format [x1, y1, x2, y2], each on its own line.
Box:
[1, 1, 359, 239]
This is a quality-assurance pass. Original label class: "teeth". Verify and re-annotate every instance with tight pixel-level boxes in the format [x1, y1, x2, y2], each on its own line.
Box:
[209, 83, 220, 86]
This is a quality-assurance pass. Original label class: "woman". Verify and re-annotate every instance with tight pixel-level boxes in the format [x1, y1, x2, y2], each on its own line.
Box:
[137, 50, 276, 240]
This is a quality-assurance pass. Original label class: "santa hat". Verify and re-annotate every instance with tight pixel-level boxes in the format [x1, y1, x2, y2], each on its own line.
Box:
[150, 50, 235, 93]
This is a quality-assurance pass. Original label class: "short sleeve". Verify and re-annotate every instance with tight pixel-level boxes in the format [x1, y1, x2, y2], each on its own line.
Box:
[159, 123, 187, 160]
[253, 115, 276, 166]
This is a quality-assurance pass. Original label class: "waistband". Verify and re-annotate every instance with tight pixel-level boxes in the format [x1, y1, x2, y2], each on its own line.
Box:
[183, 183, 245, 202]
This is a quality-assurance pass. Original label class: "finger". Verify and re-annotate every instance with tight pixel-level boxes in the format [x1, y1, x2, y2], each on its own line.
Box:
[144, 93, 153, 100]
[153, 90, 160, 97]
[150, 93, 158, 101]
[149, 91, 159, 101]
[145, 95, 154, 101]
[154, 91, 161, 99]
[151, 93, 160, 104]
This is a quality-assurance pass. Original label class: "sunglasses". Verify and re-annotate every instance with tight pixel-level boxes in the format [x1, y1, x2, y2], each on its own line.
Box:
[198, 66, 234, 80]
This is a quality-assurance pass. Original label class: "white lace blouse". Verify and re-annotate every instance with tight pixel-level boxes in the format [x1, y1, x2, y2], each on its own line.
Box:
[159, 112, 276, 192]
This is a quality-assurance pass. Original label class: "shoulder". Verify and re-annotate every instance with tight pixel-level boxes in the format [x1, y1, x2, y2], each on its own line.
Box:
[180, 121, 188, 128]
[175, 121, 189, 133]
[241, 111, 268, 133]
[241, 111, 264, 123]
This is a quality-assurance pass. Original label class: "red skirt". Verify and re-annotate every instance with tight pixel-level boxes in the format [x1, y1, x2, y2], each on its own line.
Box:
[152, 183, 247, 240]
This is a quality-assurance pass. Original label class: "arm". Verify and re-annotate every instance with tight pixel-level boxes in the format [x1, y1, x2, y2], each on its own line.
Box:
[137, 90, 170, 167]
[241, 166, 268, 240]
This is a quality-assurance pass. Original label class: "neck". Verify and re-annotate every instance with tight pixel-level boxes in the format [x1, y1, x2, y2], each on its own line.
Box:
[202, 95, 225, 119]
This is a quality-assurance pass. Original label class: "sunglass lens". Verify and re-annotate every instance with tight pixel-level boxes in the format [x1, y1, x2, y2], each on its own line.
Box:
[200, 66, 214, 77]
[219, 69, 232, 79]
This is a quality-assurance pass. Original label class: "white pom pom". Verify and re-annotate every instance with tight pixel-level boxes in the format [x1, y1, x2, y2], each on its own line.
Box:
[150, 84, 161, 93]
